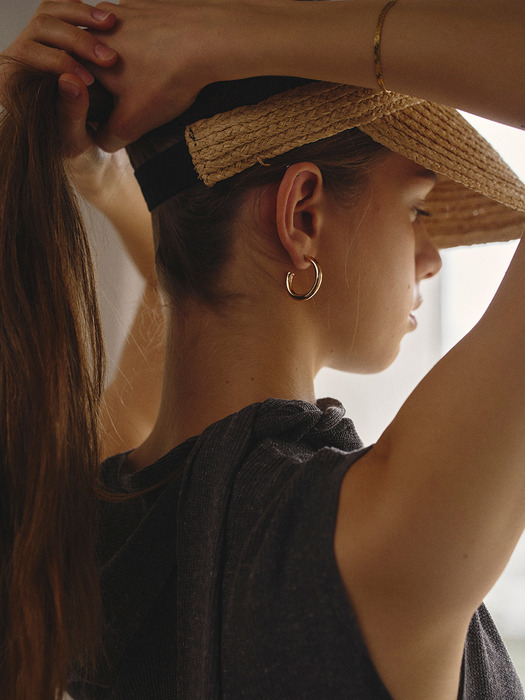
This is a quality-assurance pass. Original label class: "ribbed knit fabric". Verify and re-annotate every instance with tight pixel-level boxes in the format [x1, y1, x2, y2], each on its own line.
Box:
[68, 398, 524, 699]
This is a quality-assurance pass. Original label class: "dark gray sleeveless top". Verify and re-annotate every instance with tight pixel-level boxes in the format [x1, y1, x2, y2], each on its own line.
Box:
[68, 398, 524, 699]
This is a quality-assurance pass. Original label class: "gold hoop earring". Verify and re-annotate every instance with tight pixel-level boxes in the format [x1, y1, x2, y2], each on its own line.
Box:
[286, 256, 323, 301]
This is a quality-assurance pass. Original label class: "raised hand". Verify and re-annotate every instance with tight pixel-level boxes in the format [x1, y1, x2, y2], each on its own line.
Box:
[1, 1, 134, 208]
[1, 0, 118, 90]
[87, 0, 243, 151]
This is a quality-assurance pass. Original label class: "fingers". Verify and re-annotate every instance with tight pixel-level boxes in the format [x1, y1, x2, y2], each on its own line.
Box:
[33, 0, 117, 26]
[57, 73, 92, 157]
[95, 1, 122, 14]
[21, 42, 95, 86]
[30, 12, 117, 65]
[3, 2, 118, 85]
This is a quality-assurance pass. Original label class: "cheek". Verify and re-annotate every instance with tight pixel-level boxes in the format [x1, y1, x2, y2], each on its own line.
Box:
[356, 226, 412, 306]
[321, 263, 403, 372]
[366, 261, 415, 333]
[319, 214, 416, 371]
[349, 248, 416, 362]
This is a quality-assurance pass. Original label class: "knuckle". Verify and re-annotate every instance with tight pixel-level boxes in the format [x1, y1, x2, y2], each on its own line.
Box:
[38, 1, 62, 12]
[7, 40, 30, 62]
[35, 1, 51, 13]
[31, 12, 52, 31]
[50, 50, 73, 73]
[19, 42, 40, 64]
[21, 41, 50, 69]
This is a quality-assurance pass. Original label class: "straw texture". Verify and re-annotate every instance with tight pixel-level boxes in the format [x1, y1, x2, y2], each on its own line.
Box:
[360, 102, 525, 247]
[185, 82, 525, 248]
[185, 84, 420, 185]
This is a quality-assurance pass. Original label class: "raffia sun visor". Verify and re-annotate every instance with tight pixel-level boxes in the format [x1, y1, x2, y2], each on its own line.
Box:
[135, 80, 525, 247]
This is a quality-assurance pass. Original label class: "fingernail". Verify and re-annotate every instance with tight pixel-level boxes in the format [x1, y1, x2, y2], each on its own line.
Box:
[94, 44, 117, 61]
[74, 68, 94, 86]
[59, 79, 81, 100]
[92, 9, 112, 21]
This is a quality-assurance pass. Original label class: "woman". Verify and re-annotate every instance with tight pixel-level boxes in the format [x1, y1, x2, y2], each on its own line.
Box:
[2, 1, 525, 699]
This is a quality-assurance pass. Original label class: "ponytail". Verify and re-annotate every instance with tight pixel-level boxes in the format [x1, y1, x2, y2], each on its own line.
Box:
[0, 67, 105, 698]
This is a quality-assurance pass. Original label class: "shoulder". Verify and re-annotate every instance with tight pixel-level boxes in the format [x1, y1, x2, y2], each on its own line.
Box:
[333, 446, 524, 699]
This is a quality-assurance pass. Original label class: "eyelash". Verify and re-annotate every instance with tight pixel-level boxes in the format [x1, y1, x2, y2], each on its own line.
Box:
[414, 208, 431, 218]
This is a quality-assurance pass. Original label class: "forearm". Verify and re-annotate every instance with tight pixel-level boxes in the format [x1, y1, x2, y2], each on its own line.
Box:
[230, 0, 525, 128]
[100, 282, 165, 459]
[77, 153, 156, 280]
[94, 173, 155, 282]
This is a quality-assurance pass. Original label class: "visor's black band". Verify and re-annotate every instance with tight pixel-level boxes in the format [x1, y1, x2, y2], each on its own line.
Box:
[134, 140, 198, 211]
[134, 77, 314, 211]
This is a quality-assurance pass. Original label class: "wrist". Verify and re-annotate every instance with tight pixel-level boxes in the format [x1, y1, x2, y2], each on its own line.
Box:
[187, 1, 298, 85]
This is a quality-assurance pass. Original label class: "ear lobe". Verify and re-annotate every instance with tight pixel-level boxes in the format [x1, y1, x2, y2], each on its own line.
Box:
[276, 163, 324, 270]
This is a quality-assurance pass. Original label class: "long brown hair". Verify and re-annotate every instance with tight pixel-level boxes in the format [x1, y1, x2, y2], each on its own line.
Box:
[0, 67, 104, 699]
[0, 66, 387, 699]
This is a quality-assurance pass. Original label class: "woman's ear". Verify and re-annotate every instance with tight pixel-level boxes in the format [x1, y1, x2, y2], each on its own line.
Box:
[276, 162, 325, 270]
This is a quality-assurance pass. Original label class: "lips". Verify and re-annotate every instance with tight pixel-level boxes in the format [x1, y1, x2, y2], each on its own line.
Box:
[408, 296, 423, 330]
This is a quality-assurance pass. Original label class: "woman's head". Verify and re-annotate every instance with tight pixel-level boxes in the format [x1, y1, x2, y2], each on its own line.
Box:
[125, 77, 525, 373]
[313, 151, 442, 372]
[127, 125, 442, 374]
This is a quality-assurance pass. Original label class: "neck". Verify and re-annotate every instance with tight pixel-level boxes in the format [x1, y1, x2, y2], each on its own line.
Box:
[127, 295, 319, 472]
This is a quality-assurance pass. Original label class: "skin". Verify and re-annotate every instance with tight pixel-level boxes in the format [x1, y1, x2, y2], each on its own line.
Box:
[5, 1, 524, 148]
[128, 155, 442, 466]
[3, 3, 525, 698]
[57, 0, 525, 148]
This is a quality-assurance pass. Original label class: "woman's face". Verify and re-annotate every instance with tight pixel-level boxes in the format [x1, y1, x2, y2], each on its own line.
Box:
[319, 152, 442, 374]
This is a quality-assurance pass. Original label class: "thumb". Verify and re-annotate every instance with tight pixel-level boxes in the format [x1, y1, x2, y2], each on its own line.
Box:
[57, 74, 92, 158]
[94, 106, 133, 153]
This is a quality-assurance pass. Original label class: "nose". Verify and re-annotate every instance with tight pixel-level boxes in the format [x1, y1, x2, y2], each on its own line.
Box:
[416, 229, 442, 281]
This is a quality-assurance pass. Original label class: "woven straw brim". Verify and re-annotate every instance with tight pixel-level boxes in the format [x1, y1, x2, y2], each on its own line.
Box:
[185, 82, 525, 248]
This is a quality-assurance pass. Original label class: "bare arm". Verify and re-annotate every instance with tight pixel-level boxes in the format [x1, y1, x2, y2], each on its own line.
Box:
[267, 0, 525, 130]
[69, 144, 166, 459]
[70, 147, 156, 281]
[99, 283, 165, 460]
[335, 236, 525, 698]
[75, 157, 165, 458]
[89, 0, 525, 150]
[61, 92, 165, 459]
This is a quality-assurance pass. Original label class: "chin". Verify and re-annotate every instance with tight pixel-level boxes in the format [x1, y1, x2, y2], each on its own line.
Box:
[327, 344, 402, 375]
